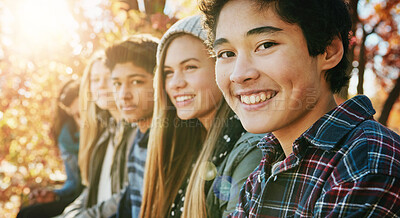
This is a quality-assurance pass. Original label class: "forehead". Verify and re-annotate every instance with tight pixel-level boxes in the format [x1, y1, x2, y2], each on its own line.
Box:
[90, 60, 109, 77]
[164, 35, 208, 63]
[215, 0, 293, 41]
[112, 62, 152, 78]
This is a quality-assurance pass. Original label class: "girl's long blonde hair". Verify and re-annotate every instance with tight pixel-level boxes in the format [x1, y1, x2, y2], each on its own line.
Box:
[140, 34, 206, 216]
[183, 101, 232, 218]
[140, 31, 233, 217]
[78, 51, 108, 186]
[182, 102, 233, 218]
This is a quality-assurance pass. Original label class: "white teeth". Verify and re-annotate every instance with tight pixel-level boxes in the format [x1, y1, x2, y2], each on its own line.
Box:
[176, 95, 194, 102]
[240, 91, 277, 105]
[250, 95, 256, 104]
[266, 92, 271, 99]
[242, 96, 250, 104]
[260, 93, 266, 101]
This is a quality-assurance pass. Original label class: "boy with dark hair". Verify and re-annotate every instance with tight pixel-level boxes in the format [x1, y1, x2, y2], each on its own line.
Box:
[200, 0, 400, 216]
[105, 34, 158, 218]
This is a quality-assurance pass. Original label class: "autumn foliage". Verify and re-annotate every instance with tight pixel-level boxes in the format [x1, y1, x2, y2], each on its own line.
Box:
[0, 0, 398, 217]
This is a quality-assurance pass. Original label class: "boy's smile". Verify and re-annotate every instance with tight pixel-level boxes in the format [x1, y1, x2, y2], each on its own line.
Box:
[214, 0, 337, 145]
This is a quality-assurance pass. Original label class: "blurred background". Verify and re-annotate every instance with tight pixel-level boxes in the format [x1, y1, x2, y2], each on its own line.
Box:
[0, 0, 398, 217]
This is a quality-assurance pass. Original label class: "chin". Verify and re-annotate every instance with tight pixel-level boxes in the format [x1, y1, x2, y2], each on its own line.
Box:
[123, 117, 137, 123]
[177, 113, 195, 121]
[241, 119, 270, 134]
[96, 102, 108, 110]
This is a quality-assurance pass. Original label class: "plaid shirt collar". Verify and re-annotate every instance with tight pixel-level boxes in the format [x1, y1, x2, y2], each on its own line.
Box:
[258, 95, 376, 156]
[229, 95, 400, 217]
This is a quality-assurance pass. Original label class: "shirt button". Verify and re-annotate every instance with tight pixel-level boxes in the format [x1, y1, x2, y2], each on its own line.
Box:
[257, 174, 261, 183]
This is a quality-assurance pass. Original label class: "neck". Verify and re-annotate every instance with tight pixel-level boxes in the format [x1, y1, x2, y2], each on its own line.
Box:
[137, 117, 152, 133]
[198, 109, 218, 131]
[109, 109, 121, 121]
[274, 94, 337, 157]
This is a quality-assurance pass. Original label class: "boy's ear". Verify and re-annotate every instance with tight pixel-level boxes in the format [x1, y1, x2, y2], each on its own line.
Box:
[320, 36, 344, 71]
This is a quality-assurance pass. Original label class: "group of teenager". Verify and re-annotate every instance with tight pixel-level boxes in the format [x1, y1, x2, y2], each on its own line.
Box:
[18, 0, 400, 217]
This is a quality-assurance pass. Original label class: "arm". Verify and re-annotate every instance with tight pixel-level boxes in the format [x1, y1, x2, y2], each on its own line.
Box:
[55, 123, 82, 198]
[115, 188, 132, 218]
[53, 151, 82, 198]
[62, 187, 88, 218]
[73, 187, 126, 218]
[315, 174, 400, 217]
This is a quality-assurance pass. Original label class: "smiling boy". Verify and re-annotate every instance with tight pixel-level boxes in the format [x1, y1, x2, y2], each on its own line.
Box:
[105, 34, 158, 218]
[200, 0, 400, 216]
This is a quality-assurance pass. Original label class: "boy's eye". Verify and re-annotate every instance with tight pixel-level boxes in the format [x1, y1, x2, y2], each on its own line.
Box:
[131, 80, 143, 85]
[256, 42, 277, 51]
[91, 78, 100, 83]
[113, 81, 121, 87]
[217, 51, 236, 59]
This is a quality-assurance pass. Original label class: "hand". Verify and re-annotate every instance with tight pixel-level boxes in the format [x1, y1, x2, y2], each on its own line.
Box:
[28, 189, 57, 204]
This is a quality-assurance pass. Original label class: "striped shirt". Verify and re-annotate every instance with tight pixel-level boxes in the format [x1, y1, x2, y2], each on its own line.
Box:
[229, 95, 400, 217]
[116, 128, 149, 218]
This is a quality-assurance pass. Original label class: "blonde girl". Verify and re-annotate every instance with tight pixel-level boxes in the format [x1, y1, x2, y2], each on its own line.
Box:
[63, 51, 132, 217]
[141, 15, 263, 218]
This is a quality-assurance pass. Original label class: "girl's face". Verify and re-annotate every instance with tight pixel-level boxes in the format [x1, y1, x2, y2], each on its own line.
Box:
[89, 60, 116, 110]
[164, 35, 223, 126]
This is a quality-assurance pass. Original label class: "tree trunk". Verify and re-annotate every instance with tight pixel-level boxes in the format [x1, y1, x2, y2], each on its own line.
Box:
[378, 76, 400, 126]
[357, 29, 368, 95]
[337, 0, 360, 100]
[120, 0, 139, 10]
[143, 0, 166, 15]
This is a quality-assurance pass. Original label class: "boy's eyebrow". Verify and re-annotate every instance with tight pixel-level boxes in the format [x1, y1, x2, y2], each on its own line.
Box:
[213, 38, 228, 48]
[247, 26, 283, 36]
[111, 74, 146, 80]
[213, 26, 282, 48]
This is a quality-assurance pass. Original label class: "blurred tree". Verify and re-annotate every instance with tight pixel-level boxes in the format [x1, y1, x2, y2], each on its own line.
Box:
[0, 0, 179, 216]
[344, 0, 400, 126]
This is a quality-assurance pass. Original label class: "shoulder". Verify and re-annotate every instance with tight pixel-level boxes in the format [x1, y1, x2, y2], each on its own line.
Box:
[220, 133, 264, 176]
[229, 133, 264, 163]
[337, 119, 400, 180]
[360, 120, 400, 177]
[234, 132, 265, 153]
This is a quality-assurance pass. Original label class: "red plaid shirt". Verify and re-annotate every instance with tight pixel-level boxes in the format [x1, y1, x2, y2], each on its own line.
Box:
[229, 95, 400, 217]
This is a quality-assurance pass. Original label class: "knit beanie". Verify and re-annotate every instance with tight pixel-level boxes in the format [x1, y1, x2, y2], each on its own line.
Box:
[156, 15, 207, 64]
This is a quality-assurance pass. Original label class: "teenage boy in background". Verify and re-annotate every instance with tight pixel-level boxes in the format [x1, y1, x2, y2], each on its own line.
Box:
[105, 34, 158, 218]
[200, 0, 400, 216]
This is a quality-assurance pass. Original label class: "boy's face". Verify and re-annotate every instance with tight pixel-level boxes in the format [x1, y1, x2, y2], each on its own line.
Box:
[111, 62, 154, 123]
[214, 0, 331, 135]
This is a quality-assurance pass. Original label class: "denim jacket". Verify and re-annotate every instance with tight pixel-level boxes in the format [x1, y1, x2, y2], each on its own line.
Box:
[53, 120, 83, 199]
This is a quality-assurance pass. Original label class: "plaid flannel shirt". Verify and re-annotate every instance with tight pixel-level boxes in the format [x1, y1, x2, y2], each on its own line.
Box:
[229, 95, 400, 217]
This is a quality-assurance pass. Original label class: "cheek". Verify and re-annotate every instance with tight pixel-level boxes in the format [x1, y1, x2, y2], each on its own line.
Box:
[164, 82, 173, 100]
[114, 89, 122, 103]
[195, 79, 222, 108]
[90, 83, 97, 93]
[106, 81, 114, 92]
[142, 86, 155, 103]
[215, 67, 229, 92]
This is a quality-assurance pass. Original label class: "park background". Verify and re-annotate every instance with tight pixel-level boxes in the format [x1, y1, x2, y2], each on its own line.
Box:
[0, 0, 399, 217]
